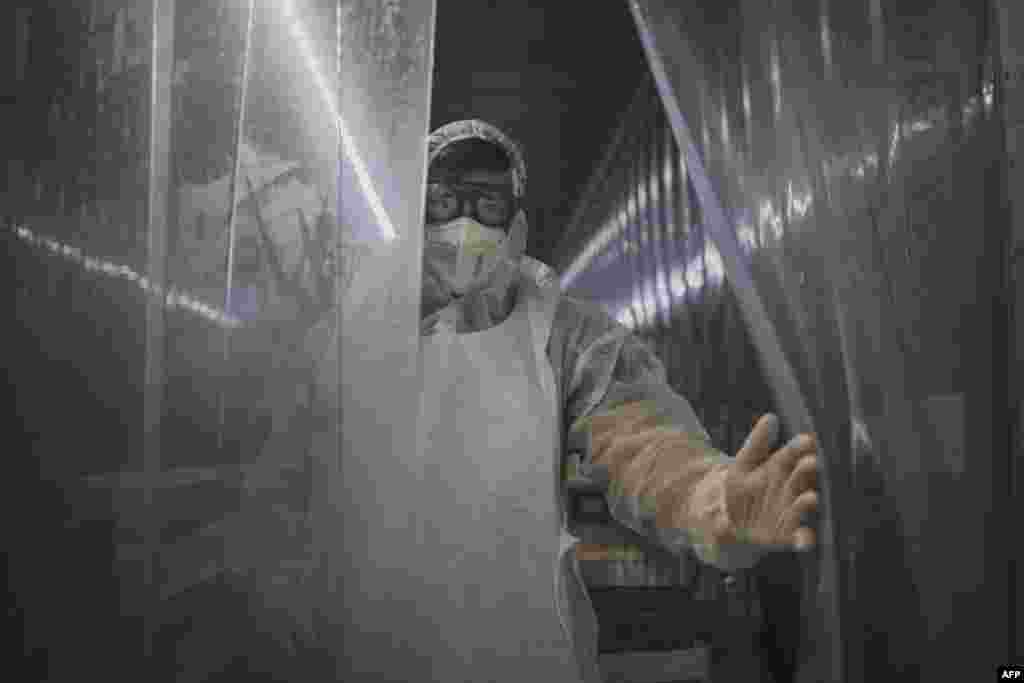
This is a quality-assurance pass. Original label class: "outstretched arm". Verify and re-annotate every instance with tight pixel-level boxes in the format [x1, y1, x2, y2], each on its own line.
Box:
[556, 297, 818, 571]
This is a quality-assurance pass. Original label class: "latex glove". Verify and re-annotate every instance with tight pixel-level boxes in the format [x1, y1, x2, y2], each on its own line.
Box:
[725, 414, 819, 551]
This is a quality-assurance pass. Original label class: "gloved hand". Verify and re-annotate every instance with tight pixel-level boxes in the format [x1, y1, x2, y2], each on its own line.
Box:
[578, 402, 818, 568]
[724, 414, 818, 551]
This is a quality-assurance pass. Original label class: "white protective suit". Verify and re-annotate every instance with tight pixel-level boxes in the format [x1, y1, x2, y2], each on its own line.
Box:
[415, 120, 765, 682]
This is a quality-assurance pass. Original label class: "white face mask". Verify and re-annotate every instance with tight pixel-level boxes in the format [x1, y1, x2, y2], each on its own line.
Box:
[424, 216, 510, 295]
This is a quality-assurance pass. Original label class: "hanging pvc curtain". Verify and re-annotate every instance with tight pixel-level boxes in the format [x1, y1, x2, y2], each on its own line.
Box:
[628, 1, 1012, 681]
[4, 1, 438, 680]
[555, 74, 768, 451]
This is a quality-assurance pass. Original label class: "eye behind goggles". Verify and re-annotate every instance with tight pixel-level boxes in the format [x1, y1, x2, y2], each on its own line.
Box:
[425, 182, 518, 228]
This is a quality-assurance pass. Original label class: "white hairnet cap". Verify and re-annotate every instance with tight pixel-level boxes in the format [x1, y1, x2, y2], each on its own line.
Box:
[427, 119, 528, 200]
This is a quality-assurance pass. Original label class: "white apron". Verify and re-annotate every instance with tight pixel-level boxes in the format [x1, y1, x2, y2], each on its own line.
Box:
[414, 264, 604, 683]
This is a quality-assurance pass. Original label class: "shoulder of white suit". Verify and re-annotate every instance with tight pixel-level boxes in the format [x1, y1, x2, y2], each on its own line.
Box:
[519, 256, 560, 293]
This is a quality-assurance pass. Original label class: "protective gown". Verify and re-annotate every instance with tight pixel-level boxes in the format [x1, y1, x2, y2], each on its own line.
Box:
[418, 119, 765, 681]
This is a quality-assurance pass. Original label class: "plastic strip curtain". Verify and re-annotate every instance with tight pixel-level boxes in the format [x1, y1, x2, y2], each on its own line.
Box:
[4, 2, 181, 677]
[557, 0, 1011, 679]
[557, 77, 770, 452]
[141, 0, 176, 659]
[4, 1, 436, 679]
[624, 0, 1011, 681]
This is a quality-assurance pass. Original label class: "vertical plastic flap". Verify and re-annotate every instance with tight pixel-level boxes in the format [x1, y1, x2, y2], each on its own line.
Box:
[627, 1, 839, 680]
[307, 0, 437, 678]
[628, 0, 1011, 680]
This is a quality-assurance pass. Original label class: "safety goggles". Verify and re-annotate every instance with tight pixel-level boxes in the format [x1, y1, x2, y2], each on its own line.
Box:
[425, 182, 517, 228]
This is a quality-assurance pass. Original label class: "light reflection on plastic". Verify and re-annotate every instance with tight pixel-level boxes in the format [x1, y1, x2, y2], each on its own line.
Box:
[562, 161, 666, 289]
[908, 119, 933, 134]
[720, 99, 731, 151]
[684, 261, 703, 290]
[669, 267, 687, 300]
[852, 149, 880, 179]
[769, 40, 782, 121]
[561, 202, 628, 287]
[279, 0, 396, 242]
[844, 103, 984, 181]
[742, 78, 752, 129]
[626, 187, 638, 238]
[820, 11, 834, 80]
[787, 181, 813, 221]
[646, 279, 658, 323]
[12, 224, 241, 328]
[887, 121, 901, 169]
[657, 283, 671, 316]
[663, 143, 676, 200]
[614, 241, 725, 331]
[700, 100, 712, 158]
[758, 198, 783, 242]
[654, 252, 672, 314]
[962, 96, 980, 126]
[648, 165, 672, 315]
[851, 416, 874, 454]
[737, 218, 758, 252]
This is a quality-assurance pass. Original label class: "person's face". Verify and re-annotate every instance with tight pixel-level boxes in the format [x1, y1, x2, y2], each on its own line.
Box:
[425, 168, 517, 230]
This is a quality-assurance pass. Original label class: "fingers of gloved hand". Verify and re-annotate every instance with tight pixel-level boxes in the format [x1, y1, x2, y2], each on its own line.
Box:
[784, 453, 819, 502]
[793, 526, 816, 551]
[734, 413, 780, 472]
[774, 433, 817, 473]
[767, 489, 816, 546]
[786, 490, 819, 536]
